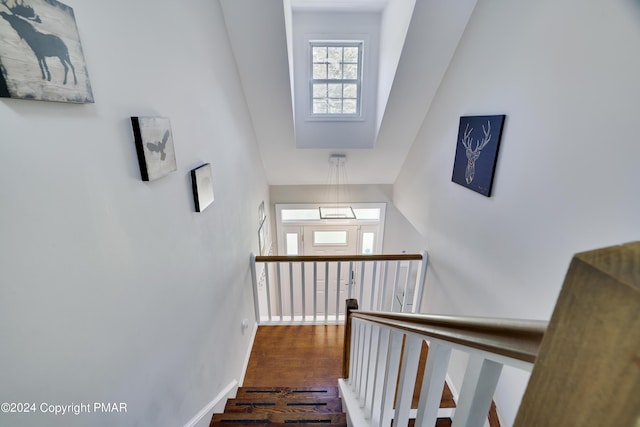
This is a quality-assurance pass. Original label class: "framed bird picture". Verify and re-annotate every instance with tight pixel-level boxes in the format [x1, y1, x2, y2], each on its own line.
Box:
[131, 116, 177, 181]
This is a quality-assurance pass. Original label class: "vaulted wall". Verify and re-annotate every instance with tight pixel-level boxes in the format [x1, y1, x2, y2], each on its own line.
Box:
[393, 0, 640, 424]
[0, 1, 268, 426]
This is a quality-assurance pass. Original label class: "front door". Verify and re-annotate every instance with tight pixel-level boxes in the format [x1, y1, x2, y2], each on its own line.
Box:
[303, 226, 357, 317]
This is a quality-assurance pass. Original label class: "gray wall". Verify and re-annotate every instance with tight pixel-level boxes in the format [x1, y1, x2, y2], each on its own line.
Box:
[0, 1, 268, 426]
[393, 0, 640, 424]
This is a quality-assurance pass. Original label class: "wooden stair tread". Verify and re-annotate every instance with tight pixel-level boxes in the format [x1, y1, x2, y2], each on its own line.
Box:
[213, 386, 346, 426]
[235, 386, 340, 399]
[225, 397, 343, 413]
[211, 411, 347, 424]
[211, 424, 346, 427]
[407, 418, 452, 427]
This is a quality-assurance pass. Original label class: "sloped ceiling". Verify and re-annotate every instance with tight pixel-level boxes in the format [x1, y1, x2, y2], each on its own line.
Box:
[219, 0, 477, 185]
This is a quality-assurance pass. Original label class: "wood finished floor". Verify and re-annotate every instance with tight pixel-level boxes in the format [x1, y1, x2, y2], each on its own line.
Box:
[243, 325, 345, 388]
[242, 326, 455, 408]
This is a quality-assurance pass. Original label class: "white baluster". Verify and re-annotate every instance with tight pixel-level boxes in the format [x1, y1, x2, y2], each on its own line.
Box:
[359, 260, 366, 306]
[355, 320, 365, 396]
[348, 261, 354, 298]
[370, 261, 378, 311]
[288, 262, 294, 321]
[453, 355, 503, 427]
[394, 334, 422, 427]
[369, 326, 390, 426]
[415, 341, 452, 427]
[313, 262, 317, 322]
[380, 261, 389, 311]
[401, 262, 413, 313]
[364, 323, 380, 417]
[300, 262, 306, 321]
[380, 330, 403, 427]
[250, 255, 260, 323]
[336, 261, 342, 322]
[392, 261, 401, 312]
[359, 322, 372, 405]
[276, 262, 283, 321]
[324, 262, 329, 323]
[264, 262, 272, 321]
[412, 251, 429, 313]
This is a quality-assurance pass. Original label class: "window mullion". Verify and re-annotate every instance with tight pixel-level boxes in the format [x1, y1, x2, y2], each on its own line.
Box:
[310, 41, 362, 116]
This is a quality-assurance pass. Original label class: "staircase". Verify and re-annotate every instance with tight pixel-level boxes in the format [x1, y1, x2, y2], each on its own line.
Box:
[210, 386, 347, 426]
[210, 385, 456, 426]
[213, 325, 458, 427]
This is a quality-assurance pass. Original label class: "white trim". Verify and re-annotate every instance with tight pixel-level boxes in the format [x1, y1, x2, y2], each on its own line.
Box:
[182, 380, 238, 427]
[239, 322, 258, 385]
[305, 35, 368, 121]
[339, 378, 368, 427]
[275, 203, 387, 257]
[339, 379, 455, 427]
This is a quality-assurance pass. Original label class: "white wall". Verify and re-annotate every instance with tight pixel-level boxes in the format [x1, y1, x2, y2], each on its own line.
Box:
[292, 11, 381, 149]
[376, 0, 415, 133]
[393, 0, 640, 425]
[0, 1, 268, 426]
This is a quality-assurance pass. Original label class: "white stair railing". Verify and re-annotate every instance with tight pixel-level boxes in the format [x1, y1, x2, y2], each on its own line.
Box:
[250, 252, 429, 325]
[340, 309, 546, 427]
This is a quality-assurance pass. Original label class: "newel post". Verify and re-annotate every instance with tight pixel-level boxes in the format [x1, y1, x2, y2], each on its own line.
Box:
[342, 299, 359, 379]
[514, 242, 640, 426]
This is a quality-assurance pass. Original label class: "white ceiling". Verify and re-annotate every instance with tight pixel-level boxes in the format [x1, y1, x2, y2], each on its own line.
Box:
[290, 0, 388, 12]
[219, 0, 477, 185]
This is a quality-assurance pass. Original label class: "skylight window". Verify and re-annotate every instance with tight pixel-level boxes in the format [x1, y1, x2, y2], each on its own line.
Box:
[310, 41, 362, 116]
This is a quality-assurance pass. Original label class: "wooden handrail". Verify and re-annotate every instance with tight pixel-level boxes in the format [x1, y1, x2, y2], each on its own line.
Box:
[254, 253, 423, 263]
[340, 242, 638, 426]
[348, 310, 547, 364]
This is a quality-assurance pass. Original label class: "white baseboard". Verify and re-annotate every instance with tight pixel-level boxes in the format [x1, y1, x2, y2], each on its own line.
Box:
[183, 321, 258, 427]
[182, 380, 238, 427]
[239, 322, 258, 386]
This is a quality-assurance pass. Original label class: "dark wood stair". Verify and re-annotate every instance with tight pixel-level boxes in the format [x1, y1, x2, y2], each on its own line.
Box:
[210, 386, 347, 427]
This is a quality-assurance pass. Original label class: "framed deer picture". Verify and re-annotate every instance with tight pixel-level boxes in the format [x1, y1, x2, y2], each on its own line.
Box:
[451, 115, 506, 197]
[131, 116, 177, 182]
[0, 0, 93, 103]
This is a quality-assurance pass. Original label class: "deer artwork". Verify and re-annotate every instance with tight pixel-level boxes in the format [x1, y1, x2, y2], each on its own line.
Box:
[460, 120, 492, 184]
[0, 0, 77, 85]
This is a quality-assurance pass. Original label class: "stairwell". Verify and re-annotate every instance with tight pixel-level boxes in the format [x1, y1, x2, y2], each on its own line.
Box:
[231, 243, 640, 426]
[210, 325, 457, 427]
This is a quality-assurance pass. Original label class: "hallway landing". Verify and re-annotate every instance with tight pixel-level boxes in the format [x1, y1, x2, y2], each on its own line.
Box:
[243, 325, 344, 388]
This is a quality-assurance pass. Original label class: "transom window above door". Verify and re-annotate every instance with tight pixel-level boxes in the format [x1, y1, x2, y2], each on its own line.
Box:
[275, 203, 386, 257]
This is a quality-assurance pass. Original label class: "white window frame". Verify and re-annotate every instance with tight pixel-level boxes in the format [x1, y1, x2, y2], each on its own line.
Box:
[308, 40, 364, 120]
[275, 203, 386, 256]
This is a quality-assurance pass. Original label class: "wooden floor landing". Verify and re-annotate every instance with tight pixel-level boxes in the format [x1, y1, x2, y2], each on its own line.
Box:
[242, 325, 456, 409]
[243, 325, 345, 388]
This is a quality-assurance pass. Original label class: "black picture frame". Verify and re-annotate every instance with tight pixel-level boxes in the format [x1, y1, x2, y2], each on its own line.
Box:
[131, 116, 177, 182]
[451, 115, 506, 197]
[191, 164, 214, 212]
[0, 0, 94, 103]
